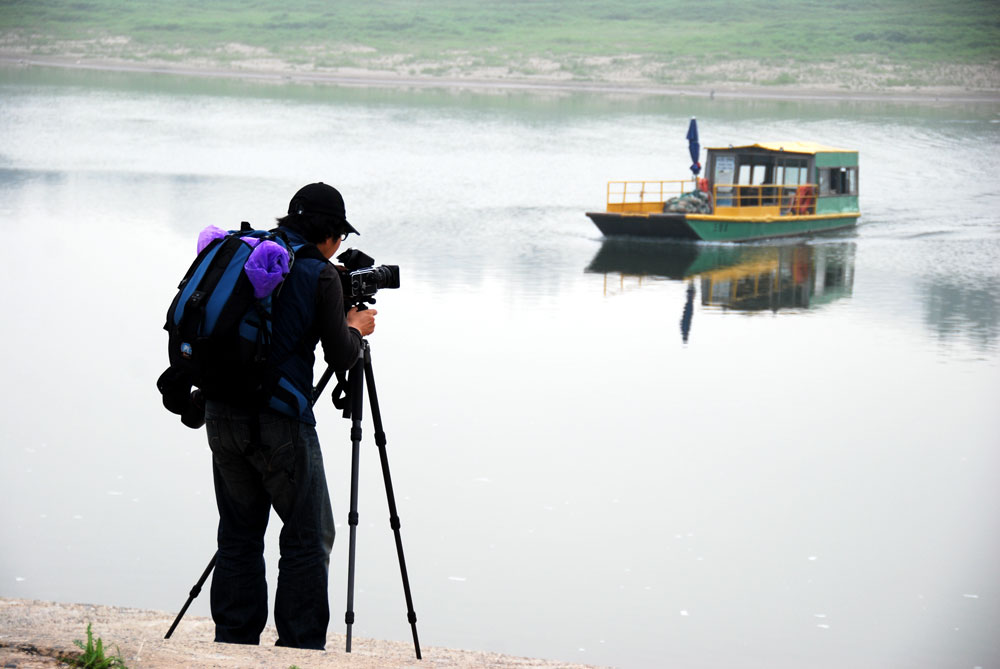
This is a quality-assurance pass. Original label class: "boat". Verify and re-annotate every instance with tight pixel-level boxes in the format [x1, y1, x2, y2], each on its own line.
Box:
[585, 127, 860, 243]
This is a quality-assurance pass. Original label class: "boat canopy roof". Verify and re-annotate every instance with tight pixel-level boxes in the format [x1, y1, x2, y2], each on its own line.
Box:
[706, 141, 855, 155]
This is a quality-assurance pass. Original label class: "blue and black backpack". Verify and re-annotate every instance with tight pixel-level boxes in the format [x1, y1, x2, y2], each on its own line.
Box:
[156, 222, 323, 428]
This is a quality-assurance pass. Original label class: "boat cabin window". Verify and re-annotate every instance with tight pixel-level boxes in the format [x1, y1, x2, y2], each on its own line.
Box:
[819, 166, 859, 196]
[735, 155, 808, 187]
[737, 157, 774, 185]
[776, 159, 808, 185]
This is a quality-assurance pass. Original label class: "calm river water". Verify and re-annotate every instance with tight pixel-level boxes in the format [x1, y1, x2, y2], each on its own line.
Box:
[1, 67, 998, 669]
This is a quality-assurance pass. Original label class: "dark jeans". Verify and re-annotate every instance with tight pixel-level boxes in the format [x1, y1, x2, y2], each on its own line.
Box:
[205, 401, 335, 650]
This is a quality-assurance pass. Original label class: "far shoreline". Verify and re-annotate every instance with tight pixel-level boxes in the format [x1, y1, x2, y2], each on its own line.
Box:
[3, 54, 999, 105]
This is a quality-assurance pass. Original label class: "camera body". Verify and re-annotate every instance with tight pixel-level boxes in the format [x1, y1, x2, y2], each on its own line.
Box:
[337, 248, 400, 307]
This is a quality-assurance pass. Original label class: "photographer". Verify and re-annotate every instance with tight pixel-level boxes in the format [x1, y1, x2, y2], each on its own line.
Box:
[204, 182, 375, 650]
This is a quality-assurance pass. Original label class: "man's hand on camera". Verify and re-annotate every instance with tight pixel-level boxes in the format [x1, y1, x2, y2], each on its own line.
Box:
[347, 307, 377, 336]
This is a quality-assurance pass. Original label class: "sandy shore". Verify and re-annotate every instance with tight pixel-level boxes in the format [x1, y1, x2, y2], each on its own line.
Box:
[2, 54, 999, 105]
[0, 598, 608, 668]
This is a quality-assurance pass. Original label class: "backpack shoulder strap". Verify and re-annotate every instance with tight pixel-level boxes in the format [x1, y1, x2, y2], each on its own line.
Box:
[292, 243, 329, 264]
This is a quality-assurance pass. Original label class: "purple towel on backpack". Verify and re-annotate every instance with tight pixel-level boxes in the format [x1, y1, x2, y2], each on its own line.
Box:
[196, 225, 228, 254]
[196, 226, 265, 253]
[244, 240, 290, 298]
[196, 225, 288, 298]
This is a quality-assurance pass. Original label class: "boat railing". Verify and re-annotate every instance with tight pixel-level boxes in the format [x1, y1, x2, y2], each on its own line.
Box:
[713, 183, 818, 216]
[606, 179, 696, 213]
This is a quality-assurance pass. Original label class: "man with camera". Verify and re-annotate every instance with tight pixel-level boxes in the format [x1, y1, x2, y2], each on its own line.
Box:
[204, 182, 375, 650]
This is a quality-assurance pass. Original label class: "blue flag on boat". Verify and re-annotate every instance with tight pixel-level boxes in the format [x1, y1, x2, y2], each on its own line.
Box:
[687, 117, 701, 176]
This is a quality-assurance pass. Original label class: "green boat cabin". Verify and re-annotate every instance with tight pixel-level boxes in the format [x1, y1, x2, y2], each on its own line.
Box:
[705, 142, 859, 218]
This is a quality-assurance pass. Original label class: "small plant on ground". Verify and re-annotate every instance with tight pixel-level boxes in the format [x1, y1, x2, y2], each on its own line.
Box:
[61, 623, 129, 669]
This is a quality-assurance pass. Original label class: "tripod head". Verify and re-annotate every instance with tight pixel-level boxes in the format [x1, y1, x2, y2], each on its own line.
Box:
[351, 296, 377, 312]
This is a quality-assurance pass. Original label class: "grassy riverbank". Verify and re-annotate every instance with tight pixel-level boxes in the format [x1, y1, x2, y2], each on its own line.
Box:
[2, 0, 999, 92]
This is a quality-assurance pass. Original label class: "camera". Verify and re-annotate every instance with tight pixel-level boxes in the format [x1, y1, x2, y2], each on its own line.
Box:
[337, 248, 400, 306]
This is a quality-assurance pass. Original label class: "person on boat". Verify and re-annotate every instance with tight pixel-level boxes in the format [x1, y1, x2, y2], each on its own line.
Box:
[205, 182, 376, 650]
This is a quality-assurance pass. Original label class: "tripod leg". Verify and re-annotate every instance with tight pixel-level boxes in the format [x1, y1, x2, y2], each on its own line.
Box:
[363, 345, 422, 660]
[344, 354, 365, 653]
[165, 552, 217, 639]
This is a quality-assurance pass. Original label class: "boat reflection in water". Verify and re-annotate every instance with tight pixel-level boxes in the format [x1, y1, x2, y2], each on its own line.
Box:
[586, 240, 856, 340]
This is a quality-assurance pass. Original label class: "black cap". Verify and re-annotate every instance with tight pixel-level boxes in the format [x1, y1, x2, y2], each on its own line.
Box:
[288, 182, 360, 236]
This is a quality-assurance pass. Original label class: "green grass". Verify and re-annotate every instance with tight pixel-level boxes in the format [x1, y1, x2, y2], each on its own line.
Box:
[1, 0, 998, 85]
[61, 624, 128, 669]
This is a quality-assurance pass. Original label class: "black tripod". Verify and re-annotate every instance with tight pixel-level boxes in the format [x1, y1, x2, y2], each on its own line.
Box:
[165, 341, 421, 659]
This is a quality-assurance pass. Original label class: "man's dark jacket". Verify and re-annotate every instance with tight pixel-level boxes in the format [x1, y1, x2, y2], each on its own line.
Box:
[267, 229, 362, 424]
